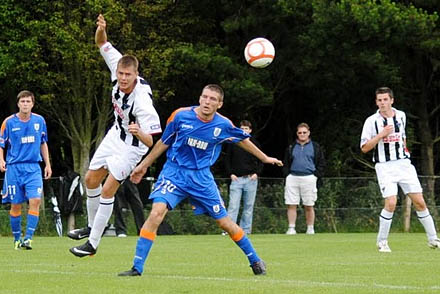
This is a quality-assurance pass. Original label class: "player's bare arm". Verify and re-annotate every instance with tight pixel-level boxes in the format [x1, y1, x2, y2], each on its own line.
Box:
[95, 14, 108, 48]
[361, 125, 394, 153]
[128, 122, 153, 147]
[130, 139, 169, 183]
[237, 138, 283, 166]
[40, 143, 52, 179]
[0, 148, 5, 172]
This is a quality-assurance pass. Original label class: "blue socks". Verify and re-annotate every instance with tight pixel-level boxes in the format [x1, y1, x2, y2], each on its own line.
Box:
[133, 229, 156, 274]
[10, 213, 22, 241]
[24, 210, 39, 240]
[231, 228, 260, 264]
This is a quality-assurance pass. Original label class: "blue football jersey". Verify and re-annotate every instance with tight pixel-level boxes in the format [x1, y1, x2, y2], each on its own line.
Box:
[161, 106, 250, 169]
[0, 113, 48, 164]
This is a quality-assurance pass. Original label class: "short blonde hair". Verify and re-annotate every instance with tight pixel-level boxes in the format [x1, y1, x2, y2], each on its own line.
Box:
[297, 122, 310, 131]
[117, 55, 139, 71]
[17, 90, 35, 103]
[203, 84, 224, 101]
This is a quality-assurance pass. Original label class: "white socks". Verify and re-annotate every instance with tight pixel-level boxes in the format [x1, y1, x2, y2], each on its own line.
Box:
[416, 209, 438, 241]
[377, 209, 393, 243]
[86, 186, 102, 228]
[89, 196, 114, 249]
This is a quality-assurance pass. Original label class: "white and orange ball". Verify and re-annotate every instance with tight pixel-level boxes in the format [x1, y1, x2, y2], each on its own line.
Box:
[244, 37, 275, 68]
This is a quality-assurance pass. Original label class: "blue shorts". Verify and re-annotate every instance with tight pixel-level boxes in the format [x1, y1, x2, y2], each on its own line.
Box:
[1, 163, 43, 204]
[149, 161, 227, 219]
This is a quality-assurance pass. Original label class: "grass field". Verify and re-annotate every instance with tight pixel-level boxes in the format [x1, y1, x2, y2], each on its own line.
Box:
[1, 233, 440, 294]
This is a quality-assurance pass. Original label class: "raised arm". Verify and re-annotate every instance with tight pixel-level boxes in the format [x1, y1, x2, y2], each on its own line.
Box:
[95, 14, 108, 48]
[237, 138, 283, 166]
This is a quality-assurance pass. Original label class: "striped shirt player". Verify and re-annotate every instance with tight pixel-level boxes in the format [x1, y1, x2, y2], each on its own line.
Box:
[1, 90, 52, 250]
[360, 108, 409, 163]
[69, 14, 161, 257]
[360, 86, 439, 253]
[118, 84, 283, 277]
[88, 41, 162, 180]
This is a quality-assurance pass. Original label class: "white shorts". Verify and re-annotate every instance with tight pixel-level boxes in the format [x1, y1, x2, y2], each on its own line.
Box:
[375, 159, 422, 198]
[89, 127, 147, 181]
[284, 174, 318, 206]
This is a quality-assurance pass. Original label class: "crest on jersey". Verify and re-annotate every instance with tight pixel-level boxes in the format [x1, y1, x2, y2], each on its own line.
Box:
[213, 127, 222, 137]
[212, 205, 220, 213]
[34, 123, 40, 131]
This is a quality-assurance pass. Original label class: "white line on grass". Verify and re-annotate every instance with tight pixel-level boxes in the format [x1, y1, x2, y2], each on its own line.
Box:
[1, 268, 439, 291]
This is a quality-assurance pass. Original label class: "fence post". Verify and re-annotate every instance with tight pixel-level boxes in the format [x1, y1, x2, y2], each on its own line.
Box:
[403, 196, 412, 232]
[67, 213, 75, 231]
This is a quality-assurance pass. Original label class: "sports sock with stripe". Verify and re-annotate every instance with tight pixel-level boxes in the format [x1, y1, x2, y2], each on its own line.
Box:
[86, 186, 102, 228]
[24, 210, 39, 240]
[132, 229, 156, 274]
[416, 209, 438, 241]
[89, 196, 114, 249]
[10, 212, 22, 241]
[377, 209, 393, 243]
[230, 228, 260, 264]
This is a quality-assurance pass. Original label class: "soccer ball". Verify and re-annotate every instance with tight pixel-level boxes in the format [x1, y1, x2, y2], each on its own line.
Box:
[244, 37, 275, 68]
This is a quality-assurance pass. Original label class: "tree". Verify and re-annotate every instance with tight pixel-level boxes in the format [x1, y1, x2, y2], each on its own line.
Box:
[0, 0, 133, 177]
[297, 0, 440, 217]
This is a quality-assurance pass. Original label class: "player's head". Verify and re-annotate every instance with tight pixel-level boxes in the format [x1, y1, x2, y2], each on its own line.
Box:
[240, 120, 252, 134]
[17, 90, 35, 103]
[375, 87, 394, 99]
[202, 84, 224, 102]
[375, 87, 394, 111]
[198, 84, 224, 118]
[296, 122, 310, 143]
[16, 90, 35, 114]
[117, 55, 139, 93]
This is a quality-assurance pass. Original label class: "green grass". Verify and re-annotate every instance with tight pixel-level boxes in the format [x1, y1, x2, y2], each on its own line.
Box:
[1, 233, 440, 294]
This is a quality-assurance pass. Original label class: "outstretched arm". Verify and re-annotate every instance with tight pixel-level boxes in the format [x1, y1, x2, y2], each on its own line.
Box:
[237, 138, 283, 166]
[130, 139, 169, 183]
[95, 14, 108, 48]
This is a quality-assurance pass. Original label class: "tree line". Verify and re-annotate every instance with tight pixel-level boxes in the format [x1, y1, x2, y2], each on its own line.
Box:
[1, 0, 439, 204]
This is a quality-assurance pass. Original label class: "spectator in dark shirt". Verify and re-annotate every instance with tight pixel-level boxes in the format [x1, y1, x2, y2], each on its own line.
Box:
[224, 120, 263, 234]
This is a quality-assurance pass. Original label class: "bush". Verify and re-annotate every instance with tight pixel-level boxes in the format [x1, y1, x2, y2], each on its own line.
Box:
[1, 177, 438, 236]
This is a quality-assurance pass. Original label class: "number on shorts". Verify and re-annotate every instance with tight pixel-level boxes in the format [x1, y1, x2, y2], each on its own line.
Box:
[8, 185, 16, 198]
[155, 179, 176, 194]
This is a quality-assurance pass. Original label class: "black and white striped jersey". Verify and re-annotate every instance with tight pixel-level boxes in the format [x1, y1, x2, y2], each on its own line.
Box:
[100, 42, 162, 153]
[360, 108, 410, 163]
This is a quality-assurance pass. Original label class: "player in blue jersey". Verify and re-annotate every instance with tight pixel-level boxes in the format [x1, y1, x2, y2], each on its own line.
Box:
[118, 84, 283, 277]
[0, 90, 52, 250]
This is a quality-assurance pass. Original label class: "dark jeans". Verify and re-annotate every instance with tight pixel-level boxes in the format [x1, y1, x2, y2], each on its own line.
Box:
[114, 180, 145, 235]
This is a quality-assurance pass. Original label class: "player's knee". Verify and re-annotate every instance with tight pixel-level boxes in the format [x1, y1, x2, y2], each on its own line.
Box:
[216, 216, 235, 231]
[84, 172, 96, 187]
[28, 198, 41, 210]
[411, 194, 427, 210]
[85, 170, 105, 188]
[148, 208, 167, 223]
[10, 204, 22, 215]
[384, 202, 396, 212]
